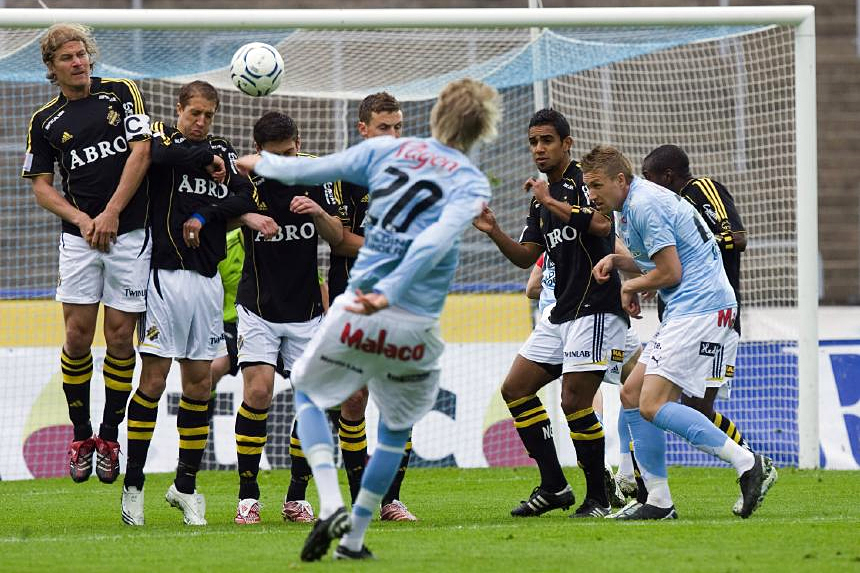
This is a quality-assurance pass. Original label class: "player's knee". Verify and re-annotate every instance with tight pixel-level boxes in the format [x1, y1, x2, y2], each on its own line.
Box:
[340, 389, 368, 419]
[619, 380, 639, 409]
[64, 322, 96, 355]
[500, 380, 523, 404]
[103, 321, 135, 353]
[637, 398, 661, 422]
[244, 382, 273, 409]
[138, 369, 167, 399]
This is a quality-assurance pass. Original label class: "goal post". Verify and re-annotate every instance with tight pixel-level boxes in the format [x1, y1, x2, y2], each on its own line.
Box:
[0, 6, 819, 479]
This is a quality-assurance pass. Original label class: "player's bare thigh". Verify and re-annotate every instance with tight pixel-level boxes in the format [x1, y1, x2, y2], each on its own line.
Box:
[62, 302, 99, 356]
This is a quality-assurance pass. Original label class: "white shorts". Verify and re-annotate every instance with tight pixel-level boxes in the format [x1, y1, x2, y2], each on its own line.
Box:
[639, 309, 739, 399]
[56, 229, 151, 312]
[236, 304, 322, 372]
[518, 312, 628, 384]
[138, 269, 223, 361]
[291, 292, 445, 431]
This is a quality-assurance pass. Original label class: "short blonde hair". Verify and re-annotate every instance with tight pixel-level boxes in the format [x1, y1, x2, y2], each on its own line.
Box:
[580, 145, 634, 184]
[40, 23, 98, 83]
[431, 78, 500, 153]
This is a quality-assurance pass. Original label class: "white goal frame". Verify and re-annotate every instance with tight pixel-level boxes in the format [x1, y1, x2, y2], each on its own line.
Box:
[0, 5, 819, 468]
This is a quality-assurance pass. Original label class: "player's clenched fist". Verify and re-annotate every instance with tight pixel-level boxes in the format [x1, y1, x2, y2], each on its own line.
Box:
[593, 254, 615, 283]
[235, 154, 261, 177]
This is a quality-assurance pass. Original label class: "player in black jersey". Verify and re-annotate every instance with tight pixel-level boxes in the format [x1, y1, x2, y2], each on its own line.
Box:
[474, 109, 628, 518]
[641, 144, 755, 461]
[287, 92, 419, 522]
[231, 112, 344, 525]
[121, 81, 275, 527]
[23, 24, 152, 485]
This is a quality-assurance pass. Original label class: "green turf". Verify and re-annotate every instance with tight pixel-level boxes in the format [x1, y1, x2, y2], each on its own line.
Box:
[0, 466, 858, 572]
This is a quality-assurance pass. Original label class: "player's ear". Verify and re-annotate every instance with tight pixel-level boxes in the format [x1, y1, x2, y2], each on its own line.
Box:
[175, 101, 182, 116]
[254, 143, 262, 154]
[562, 135, 573, 154]
[357, 121, 368, 138]
[295, 136, 301, 153]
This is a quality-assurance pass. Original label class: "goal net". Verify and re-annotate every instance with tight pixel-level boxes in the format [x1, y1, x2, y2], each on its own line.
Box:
[0, 7, 817, 480]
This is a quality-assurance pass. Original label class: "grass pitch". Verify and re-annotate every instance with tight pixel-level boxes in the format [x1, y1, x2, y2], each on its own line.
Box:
[0, 466, 858, 572]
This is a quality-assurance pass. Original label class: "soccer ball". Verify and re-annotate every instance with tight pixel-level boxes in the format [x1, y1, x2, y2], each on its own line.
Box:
[230, 42, 284, 97]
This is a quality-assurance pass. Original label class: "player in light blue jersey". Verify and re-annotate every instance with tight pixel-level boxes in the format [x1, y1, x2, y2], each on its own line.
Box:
[584, 145, 776, 521]
[236, 78, 501, 561]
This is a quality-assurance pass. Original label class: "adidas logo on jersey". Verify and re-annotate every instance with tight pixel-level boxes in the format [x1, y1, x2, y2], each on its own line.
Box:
[62, 131, 73, 143]
[340, 322, 425, 361]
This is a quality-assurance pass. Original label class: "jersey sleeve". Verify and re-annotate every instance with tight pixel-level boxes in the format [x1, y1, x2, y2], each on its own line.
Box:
[316, 181, 342, 216]
[22, 110, 55, 178]
[113, 79, 151, 143]
[333, 182, 355, 225]
[567, 203, 596, 233]
[518, 198, 545, 247]
[196, 139, 256, 223]
[373, 178, 492, 307]
[254, 139, 376, 188]
[685, 178, 745, 252]
[150, 123, 215, 167]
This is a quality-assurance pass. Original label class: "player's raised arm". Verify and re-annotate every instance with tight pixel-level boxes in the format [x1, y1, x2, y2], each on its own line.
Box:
[150, 121, 223, 177]
[526, 177, 611, 237]
[244, 138, 377, 189]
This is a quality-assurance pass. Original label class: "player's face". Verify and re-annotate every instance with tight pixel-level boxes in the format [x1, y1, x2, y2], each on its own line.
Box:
[176, 95, 217, 141]
[259, 138, 300, 157]
[358, 110, 403, 139]
[528, 124, 572, 174]
[641, 162, 672, 190]
[584, 169, 627, 211]
[49, 41, 91, 93]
